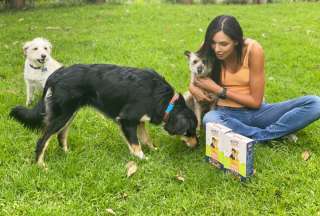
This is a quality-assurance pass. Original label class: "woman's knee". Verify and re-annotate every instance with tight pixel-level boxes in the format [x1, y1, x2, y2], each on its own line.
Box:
[302, 95, 320, 117]
[202, 111, 223, 126]
[306, 95, 320, 105]
[304, 95, 320, 108]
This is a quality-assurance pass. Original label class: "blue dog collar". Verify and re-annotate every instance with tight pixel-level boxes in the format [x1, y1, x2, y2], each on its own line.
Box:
[163, 93, 179, 122]
[165, 103, 174, 113]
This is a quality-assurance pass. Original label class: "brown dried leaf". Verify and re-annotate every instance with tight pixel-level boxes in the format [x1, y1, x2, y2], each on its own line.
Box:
[121, 192, 128, 199]
[126, 161, 137, 177]
[175, 171, 185, 182]
[302, 151, 311, 161]
[176, 175, 185, 182]
[106, 208, 116, 215]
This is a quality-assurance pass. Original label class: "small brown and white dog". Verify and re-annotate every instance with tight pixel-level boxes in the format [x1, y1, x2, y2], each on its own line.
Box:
[23, 37, 62, 106]
[183, 51, 218, 130]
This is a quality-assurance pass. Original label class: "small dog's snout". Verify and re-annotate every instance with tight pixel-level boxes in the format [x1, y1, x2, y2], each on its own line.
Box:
[197, 66, 203, 74]
[41, 54, 47, 59]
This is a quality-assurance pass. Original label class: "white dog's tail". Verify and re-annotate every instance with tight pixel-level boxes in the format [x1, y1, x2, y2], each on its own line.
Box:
[10, 100, 45, 130]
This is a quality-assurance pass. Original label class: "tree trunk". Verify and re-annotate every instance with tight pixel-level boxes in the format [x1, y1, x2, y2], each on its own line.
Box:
[8, 0, 25, 9]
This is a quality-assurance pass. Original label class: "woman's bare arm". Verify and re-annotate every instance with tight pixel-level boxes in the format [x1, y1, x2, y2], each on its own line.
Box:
[194, 42, 265, 109]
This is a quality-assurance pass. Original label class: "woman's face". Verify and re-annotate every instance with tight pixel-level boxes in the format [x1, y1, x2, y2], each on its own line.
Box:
[211, 31, 238, 60]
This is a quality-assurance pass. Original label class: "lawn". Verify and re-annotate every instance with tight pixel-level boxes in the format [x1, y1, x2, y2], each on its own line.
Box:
[1, 2, 320, 215]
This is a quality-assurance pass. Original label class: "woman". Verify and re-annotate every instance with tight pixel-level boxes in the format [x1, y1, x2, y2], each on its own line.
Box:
[189, 15, 320, 142]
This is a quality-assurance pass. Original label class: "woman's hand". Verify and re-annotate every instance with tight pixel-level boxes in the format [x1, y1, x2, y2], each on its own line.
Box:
[193, 77, 221, 94]
[189, 83, 212, 102]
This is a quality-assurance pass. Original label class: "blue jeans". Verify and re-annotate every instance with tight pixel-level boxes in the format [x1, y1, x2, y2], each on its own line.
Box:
[203, 96, 320, 142]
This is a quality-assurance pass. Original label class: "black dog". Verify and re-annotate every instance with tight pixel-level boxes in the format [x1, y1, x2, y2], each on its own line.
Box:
[10, 64, 198, 166]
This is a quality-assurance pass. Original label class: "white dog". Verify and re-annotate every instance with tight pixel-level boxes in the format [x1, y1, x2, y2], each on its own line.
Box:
[184, 51, 218, 130]
[23, 37, 62, 106]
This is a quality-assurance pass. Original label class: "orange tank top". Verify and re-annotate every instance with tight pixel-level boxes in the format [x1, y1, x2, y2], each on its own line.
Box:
[217, 39, 255, 108]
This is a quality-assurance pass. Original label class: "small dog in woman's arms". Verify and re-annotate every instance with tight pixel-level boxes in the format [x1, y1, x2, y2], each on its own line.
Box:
[23, 37, 62, 106]
[183, 50, 218, 130]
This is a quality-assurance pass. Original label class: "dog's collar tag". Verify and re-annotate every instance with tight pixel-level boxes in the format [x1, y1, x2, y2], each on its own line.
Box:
[41, 67, 48, 73]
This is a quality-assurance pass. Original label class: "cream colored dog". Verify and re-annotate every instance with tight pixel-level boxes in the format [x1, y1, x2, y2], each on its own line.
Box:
[23, 37, 62, 106]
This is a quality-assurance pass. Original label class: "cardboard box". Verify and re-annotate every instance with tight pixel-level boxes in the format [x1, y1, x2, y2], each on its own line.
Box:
[205, 123, 232, 169]
[205, 123, 255, 179]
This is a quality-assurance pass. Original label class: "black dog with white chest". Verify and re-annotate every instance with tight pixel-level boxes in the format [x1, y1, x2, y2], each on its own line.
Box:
[10, 64, 198, 166]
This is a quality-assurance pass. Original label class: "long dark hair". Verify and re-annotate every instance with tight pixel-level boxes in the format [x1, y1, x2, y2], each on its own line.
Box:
[197, 15, 244, 84]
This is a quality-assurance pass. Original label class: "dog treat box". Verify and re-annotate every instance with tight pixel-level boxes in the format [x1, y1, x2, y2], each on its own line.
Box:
[205, 123, 255, 180]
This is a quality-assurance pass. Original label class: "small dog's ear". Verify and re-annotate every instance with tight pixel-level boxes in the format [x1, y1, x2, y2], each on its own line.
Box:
[23, 41, 31, 57]
[184, 50, 191, 58]
[47, 41, 53, 53]
[44, 38, 52, 49]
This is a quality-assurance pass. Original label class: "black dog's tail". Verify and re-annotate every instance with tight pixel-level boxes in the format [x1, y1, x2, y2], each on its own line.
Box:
[9, 99, 45, 130]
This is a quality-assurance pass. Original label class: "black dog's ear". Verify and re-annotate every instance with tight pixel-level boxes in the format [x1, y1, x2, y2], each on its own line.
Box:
[184, 50, 191, 58]
[164, 115, 188, 135]
[175, 93, 186, 106]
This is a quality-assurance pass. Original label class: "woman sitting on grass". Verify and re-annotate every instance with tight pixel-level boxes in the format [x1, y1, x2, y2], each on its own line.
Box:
[189, 15, 320, 142]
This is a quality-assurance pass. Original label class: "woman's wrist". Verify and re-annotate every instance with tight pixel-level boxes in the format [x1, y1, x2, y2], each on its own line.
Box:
[217, 87, 227, 99]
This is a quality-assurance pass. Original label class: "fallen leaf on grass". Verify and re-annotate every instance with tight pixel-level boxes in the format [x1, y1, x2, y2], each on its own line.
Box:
[45, 26, 62, 30]
[121, 192, 128, 199]
[106, 208, 116, 215]
[176, 175, 185, 182]
[302, 150, 311, 161]
[175, 171, 185, 182]
[126, 161, 137, 177]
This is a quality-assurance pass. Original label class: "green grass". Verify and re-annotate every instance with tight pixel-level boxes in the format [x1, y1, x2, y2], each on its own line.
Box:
[1, 3, 320, 215]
